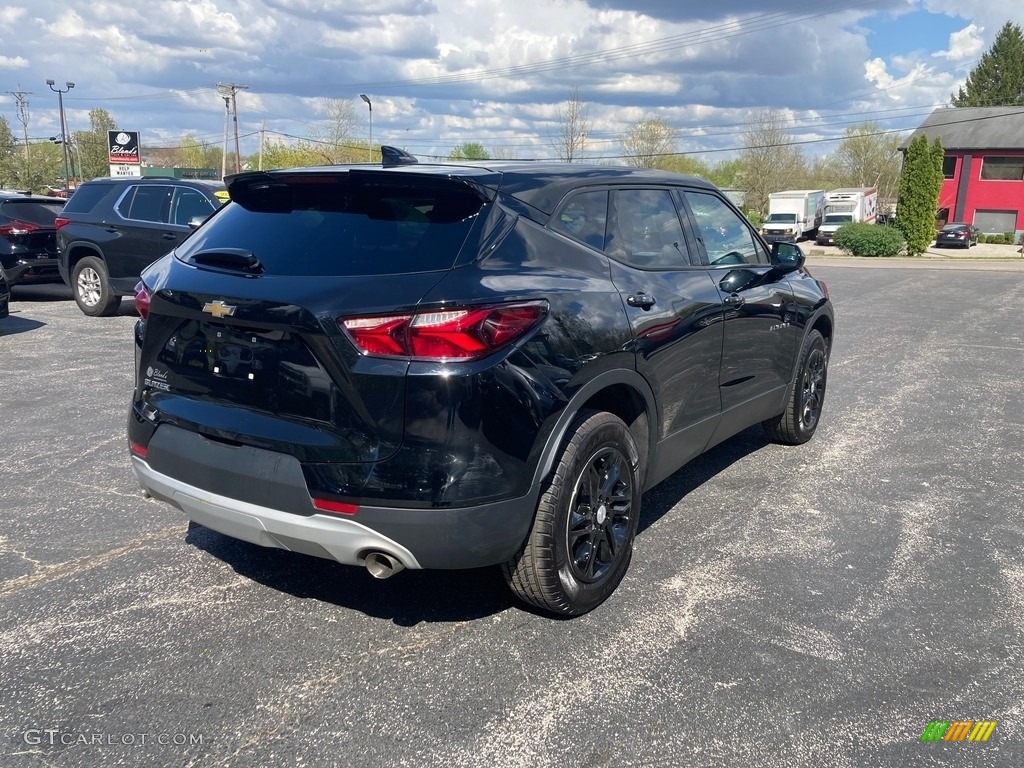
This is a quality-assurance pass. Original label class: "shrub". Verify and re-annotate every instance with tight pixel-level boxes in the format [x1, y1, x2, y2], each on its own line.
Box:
[989, 233, 1006, 244]
[978, 233, 988, 244]
[745, 209, 764, 229]
[1005, 231, 1016, 244]
[833, 222, 906, 257]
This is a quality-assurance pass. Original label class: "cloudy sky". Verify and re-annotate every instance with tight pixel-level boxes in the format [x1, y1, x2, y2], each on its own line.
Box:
[0, 0, 1016, 164]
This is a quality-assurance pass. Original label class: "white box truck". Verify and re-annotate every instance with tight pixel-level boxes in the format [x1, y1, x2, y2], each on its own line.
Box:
[816, 187, 878, 245]
[761, 190, 825, 243]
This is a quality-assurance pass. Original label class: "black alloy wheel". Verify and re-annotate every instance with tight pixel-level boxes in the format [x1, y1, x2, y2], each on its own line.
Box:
[763, 330, 828, 445]
[503, 410, 642, 616]
[565, 445, 634, 584]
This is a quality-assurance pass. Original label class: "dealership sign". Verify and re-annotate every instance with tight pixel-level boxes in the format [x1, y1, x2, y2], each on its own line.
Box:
[108, 131, 141, 177]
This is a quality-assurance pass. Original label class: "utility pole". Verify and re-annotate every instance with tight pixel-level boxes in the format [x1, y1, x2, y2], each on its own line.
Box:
[217, 82, 249, 174]
[259, 120, 265, 171]
[8, 86, 31, 168]
[217, 87, 231, 178]
[46, 79, 74, 196]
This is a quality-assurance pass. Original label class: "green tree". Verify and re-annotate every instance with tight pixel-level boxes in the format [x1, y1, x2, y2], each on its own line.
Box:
[0, 116, 18, 189]
[620, 117, 677, 169]
[896, 135, 941, 255]
[833, 122, 906, 209]
[448, 142, 490, 160]
[705, 158, 746, 190]
[930, 137, 945, 218]
[951, 22, 1024, 106]
[71, 108, 118, 180]
[178, 135, 219, 170]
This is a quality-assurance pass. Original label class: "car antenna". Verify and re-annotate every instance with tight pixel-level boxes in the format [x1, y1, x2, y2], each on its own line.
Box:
[381, 146, 418, 168]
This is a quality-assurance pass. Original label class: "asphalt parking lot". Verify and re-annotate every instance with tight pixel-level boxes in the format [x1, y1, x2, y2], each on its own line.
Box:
[1, 262, 1022, 767]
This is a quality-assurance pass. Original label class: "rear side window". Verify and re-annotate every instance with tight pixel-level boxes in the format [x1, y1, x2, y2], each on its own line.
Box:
[64, 184, 114, 214]
[177, 174, 487, 276]
[170, 187, 216, 225]
[122, 185, 173, 222]
[0, 200, 65, 225]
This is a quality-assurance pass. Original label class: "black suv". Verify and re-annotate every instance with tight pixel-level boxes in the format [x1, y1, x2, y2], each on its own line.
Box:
[57, 177, 225, 316]
[0, 193, 66, 286]
[129, 153, 833, 616]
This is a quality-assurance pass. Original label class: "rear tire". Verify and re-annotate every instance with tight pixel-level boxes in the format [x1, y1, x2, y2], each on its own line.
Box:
[763, 330, 828, 445]
[72, 256, 121, 317]
[503, 410, 642, 616]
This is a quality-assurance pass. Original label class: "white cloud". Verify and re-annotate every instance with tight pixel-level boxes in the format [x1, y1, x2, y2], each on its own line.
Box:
[933, 23, 985, 60]
[0, 56, 30, 69]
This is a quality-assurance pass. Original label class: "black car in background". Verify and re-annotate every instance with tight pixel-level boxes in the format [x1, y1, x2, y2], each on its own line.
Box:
[935, 222, 980, 248]
[0, 193, 66, 287]
[128, 153, 834, 616]
[56, 177, 226, 316]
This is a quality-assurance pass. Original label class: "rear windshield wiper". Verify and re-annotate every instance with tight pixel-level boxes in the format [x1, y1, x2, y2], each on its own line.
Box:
[188, 248, 264, 274]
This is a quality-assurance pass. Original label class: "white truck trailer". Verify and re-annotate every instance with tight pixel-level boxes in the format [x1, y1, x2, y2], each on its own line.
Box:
[761, 190, 825, 243]
[815, 187, 878, 245]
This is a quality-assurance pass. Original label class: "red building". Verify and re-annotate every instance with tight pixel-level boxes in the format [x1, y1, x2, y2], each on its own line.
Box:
[903, 107, 1024, 236]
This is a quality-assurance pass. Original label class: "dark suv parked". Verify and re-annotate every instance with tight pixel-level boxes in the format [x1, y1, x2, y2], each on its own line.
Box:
[57, 177, 225, 316]
[0, 193, 66, 286]
[129, 153, 833, 616]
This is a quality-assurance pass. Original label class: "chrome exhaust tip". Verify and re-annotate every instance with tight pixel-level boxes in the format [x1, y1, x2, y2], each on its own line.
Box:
[364, 551, 406, 580]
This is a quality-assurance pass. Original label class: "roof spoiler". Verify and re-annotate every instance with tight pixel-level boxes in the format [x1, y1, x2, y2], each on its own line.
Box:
[381, 146, 418, 168]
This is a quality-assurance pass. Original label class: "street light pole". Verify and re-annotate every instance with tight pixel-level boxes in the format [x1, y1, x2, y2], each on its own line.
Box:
[360, 94, 372, 163]
[46, 79, 74, 196]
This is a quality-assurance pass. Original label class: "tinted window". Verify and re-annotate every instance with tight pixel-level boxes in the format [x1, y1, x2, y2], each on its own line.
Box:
[686, 191, 767, 266]
[980, 157, 1024, 181]
[176, 174, 486, 277]
[607, 189, 689, 269]
[551, 190, 607, 250]
[64, 183, 114, 214]
[171, 187, 216, 226]
[942, 156, 957, 179]
[0, 200, 65, 225]
[127, 186, 172, 222]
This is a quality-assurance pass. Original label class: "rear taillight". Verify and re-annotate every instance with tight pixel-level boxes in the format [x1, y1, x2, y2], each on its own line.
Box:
[0, 219, 41, 236]
[134, 281, 152, 320]
[54, 216, 70, 231]
[339, 302, 547, 361]
[129, 440, 149, 459]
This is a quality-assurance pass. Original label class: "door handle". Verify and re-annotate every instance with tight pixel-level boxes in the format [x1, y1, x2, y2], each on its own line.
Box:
[104, 227, 117, 233]
[162, 233, 178, 240]
[626, 292, 656, 310]
[723, 293, 745, 307]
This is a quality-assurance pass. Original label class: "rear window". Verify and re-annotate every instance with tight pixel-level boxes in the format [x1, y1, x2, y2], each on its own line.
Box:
[64, 183, 115, 214]
[0, 200, 65, 225]
[176, 173, 486, 276]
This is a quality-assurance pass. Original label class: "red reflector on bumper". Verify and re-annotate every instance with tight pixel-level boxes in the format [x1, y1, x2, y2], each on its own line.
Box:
[311, 497, 359, 516]
[129, 441, 149, 458]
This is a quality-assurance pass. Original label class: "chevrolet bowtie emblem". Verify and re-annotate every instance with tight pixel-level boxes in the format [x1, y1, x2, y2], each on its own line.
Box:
[202, 300, 237, 318]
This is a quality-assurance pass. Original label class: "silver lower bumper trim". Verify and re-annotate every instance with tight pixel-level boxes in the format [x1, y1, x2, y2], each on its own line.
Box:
[131, 457, 422, 569]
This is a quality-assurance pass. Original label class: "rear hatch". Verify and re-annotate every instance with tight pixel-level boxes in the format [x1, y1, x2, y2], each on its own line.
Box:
[134, 170, 495, 464]
[0, 198, 65, 256]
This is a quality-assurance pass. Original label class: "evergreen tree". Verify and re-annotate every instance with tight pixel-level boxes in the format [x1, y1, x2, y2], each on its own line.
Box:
[0, 116, 18, 189]
[896, 135, 941, 255]
[951, 22, 1024, 106]
[930, 138, 945, 216]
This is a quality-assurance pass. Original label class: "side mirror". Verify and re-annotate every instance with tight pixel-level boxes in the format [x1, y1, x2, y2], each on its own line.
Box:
[188, 215, 207, 230]
[771, 240, 805, 271]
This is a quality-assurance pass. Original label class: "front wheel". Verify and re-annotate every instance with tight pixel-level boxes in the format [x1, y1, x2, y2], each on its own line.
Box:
[763, 329, 828, 445]
[503, 411, 642, 616]
[72, 256, 121, 317]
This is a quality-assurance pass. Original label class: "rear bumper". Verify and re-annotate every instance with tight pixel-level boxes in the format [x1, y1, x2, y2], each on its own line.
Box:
[0, 255, 61, 285]
[131, 453, 538, 571]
